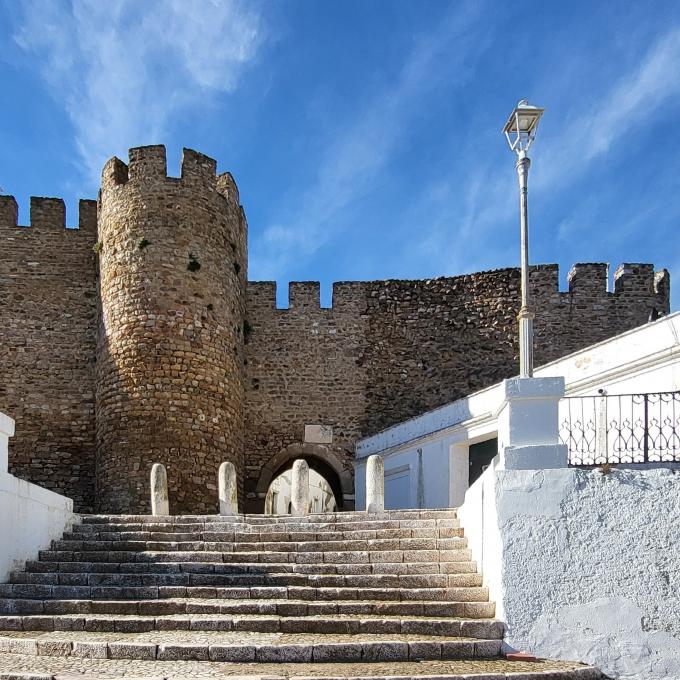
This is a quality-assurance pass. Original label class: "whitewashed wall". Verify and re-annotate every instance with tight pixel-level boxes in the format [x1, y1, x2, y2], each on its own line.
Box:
[464, 465, 680, 680]
[355, 313, 680, 510]
[0, 412, 74, 582]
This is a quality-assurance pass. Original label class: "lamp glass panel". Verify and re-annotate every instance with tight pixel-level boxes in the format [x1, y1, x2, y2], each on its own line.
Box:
[518, 114, 540, 132]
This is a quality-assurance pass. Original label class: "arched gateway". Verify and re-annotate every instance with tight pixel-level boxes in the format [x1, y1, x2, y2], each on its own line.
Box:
[249, 442, 354, 513]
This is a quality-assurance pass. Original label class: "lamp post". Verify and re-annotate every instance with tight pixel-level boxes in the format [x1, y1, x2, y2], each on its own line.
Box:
[503, 100, 545, 378]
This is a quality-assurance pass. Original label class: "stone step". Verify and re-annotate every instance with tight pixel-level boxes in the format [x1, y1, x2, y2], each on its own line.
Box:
[0, 583, 489, 603]
[9, 571, 483, 589]
[0, 598, 496, 619]
[0, 614, 502, 637]
[76, 519, 461, 533]
[80, 509, 459, 524]
[0, 631, 500, 662]
[67, 526, 465, 540]
[37, 549, 473, 564]
[25, 560, 479, 576]
[0, 654, 606, 679]
[50, 538, 469, 553]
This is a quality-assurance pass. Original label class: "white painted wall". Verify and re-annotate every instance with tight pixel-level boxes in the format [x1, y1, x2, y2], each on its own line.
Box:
[458, 457, 503, 617]
[0, 413, 74, 582]
[355, 313, 680, 511]
[463, 466, 680, 680]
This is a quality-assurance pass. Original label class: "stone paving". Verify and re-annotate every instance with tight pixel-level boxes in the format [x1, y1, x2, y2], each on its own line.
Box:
[0, 510, 604, 679]
[0, 655, 602, 679]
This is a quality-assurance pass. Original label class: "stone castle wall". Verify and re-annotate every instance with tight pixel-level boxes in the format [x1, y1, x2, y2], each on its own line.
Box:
[0, 196, 98, 511]
[96, 146, 247, 514]
[0, 146, 671, 512]
[242, 264, 670, 509]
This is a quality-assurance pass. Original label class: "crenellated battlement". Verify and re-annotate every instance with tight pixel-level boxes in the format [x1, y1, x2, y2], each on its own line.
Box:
[0, 195, 97, 234]
[101, 145, 238, 203]
[567, 263, 608, 294]
[246, 263, 670, 315]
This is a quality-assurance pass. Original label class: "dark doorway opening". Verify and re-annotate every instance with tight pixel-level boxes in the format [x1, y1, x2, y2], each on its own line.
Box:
[469, 438, 498, 486]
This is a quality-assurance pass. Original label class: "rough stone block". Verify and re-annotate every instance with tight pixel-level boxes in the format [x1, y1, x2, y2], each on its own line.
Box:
[157, 643, 209, 661]
[440, 640, 475, 659]
[209, 645, 256, 662]
[408, 640, 441, 660]
[107, 642, 157, 660]
[36, 640, 72, 657]
[256, 644, 313, 662]
[361, 640, 408, 661]
[312, 642, 362, 662]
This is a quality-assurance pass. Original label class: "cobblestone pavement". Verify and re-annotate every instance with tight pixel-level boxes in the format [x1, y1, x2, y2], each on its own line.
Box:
[0, 654, 600, 679]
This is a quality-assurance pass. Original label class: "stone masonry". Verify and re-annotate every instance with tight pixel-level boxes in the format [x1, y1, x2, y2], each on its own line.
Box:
[0, 145, 671, 513]
[96, 147, 247, 515]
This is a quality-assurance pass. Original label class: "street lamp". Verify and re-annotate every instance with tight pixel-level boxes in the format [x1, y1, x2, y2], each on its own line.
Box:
[503, 99, 545, 378]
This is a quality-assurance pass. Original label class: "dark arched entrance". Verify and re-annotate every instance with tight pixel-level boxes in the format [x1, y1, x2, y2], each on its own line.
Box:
[250, 443, 354, 514]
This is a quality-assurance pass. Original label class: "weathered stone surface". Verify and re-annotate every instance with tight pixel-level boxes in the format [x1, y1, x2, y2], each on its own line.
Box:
[35, 640, 72, 657]
[365, 455, 384, 514]
[71, 640, 108, 658]
[95, 147, 246, 514]
[150, 464, 169, 517]
[107, 642, 156, 660]
[218, 461, 238, 515]
[291, 460, 310, 517]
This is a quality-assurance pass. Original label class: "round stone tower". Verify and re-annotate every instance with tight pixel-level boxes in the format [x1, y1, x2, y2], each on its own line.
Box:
[96, 146, 247, 513]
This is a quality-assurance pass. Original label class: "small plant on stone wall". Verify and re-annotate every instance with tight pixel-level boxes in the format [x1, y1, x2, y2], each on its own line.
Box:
[187, 252, 201, 272]
[207, 303, 214, 311]
[93, 241, 104, 254]
[599, 462, 615, 475]
[138, 238, 151, 250]
[233, 261, 241, 275]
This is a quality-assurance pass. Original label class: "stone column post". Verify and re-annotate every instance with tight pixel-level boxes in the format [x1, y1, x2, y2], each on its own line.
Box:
[218, 461, 238, 515]
[366, 454, 384, 513]
[496, 376, 567, 469]
[0, 412, 15, 476]
[150, 463, 170, 516]
[290, 459, 309, 516]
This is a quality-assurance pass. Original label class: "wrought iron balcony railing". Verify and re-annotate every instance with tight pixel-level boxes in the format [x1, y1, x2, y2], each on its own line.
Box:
[559, 391, 680, 466]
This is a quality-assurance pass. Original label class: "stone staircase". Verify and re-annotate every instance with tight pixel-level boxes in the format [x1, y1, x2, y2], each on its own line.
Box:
[0, 509, 602, 679]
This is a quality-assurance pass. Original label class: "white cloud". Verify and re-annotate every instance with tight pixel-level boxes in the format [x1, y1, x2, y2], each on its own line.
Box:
[249, 3, 485, 281]
[537, 27, 680, 189]
[13, 0, 263, 181]
[397, 25, 680, 277]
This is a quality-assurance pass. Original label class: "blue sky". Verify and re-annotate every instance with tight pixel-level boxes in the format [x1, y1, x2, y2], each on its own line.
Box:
[1, 0, 679, 308]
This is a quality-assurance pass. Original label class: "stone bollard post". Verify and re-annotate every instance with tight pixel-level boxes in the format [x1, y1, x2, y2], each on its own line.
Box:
[218, 461, 238, 515]
[290, 459, 310, 516]
[366, 454, 384, 513]
[150, 463, 170, 516]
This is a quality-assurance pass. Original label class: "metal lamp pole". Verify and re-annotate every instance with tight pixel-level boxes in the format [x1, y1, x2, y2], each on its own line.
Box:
[503, 100, 545, 379]
[516, 150, 533, 377]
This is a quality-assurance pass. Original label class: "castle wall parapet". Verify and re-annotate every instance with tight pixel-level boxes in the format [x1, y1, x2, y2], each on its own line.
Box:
[0, 196, 97, 234]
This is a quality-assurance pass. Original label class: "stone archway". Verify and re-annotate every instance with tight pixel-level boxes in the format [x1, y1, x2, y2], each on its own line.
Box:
[251, 443, 354, 513]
